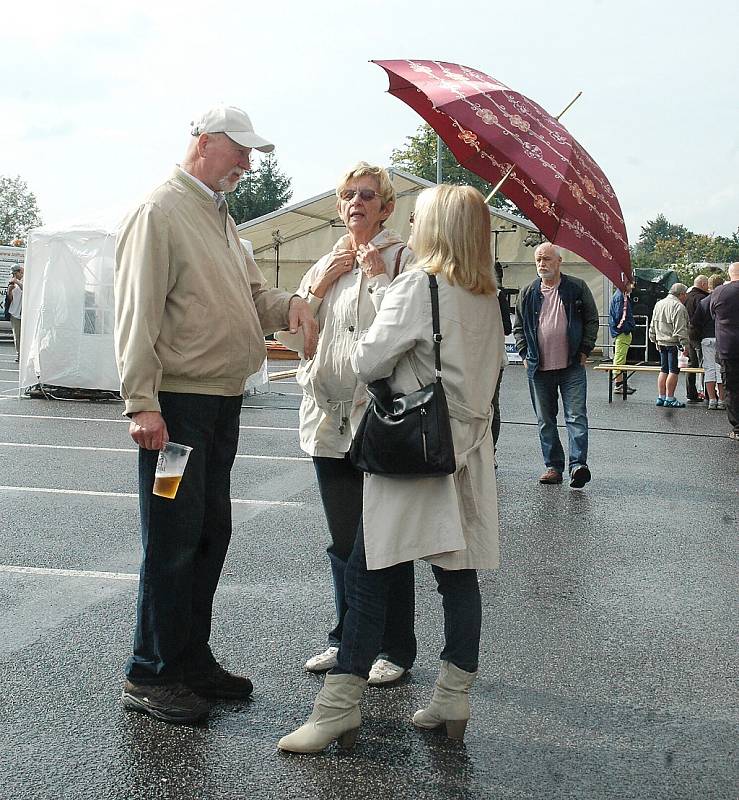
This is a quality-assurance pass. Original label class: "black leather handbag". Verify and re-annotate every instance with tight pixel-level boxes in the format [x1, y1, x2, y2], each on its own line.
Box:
[349, 273, 456, 477]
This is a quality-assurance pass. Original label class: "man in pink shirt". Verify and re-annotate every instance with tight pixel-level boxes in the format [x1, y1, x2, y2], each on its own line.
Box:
[513, 244, 600, 488]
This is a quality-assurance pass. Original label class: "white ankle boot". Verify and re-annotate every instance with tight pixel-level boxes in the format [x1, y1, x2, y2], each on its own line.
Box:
[412, 661, 477, 740]
[278, 673, 367, 753]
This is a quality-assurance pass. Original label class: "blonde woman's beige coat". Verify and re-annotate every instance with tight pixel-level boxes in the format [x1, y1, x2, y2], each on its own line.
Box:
[351, 268, 505, 571]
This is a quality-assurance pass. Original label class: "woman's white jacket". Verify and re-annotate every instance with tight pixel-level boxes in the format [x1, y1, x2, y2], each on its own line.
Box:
[290, 230, 412, 458]
[351, 268, 506, 571]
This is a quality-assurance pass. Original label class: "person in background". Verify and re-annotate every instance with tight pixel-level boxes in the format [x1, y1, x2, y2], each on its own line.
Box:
[708, 263, 739, 440]
[513, 243, 599, 489]
[648, 283, 690, 408]
[691, 274, 726, 410]
[277, 184, 505, 754]
[114, 105, 317, 725]
[280, 163, 417, 686]
[491, 261, 512, 464]
[684, 275, 710, 403]
[7, 267, 23, 362]
[608, 278, 636, 394]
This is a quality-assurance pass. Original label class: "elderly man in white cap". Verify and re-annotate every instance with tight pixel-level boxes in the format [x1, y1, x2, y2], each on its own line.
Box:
[114, 105, 317, 725]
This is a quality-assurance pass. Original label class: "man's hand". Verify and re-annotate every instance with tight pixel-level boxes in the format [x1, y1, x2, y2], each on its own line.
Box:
[129, 411, 169, 450]
[288, 297, 318, 359]
[579, 352, 588, 366]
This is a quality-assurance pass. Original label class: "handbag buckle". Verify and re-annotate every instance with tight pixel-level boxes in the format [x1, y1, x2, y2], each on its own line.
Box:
[433, 333, 443, 343]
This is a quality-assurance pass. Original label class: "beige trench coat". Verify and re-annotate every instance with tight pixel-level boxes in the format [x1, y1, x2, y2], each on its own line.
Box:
[278, 229, 413, 458]
[350, 268, 506, 571]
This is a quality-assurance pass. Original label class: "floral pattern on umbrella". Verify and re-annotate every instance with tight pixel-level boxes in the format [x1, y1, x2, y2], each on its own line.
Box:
[373, 59, 631, 287]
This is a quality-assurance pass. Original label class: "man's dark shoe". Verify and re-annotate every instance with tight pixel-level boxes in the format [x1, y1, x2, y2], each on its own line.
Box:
[686, 398, 702, 404]
[570, 465, 592, 489]
[615, 383, 636, 395]
[121, 680, 209, 724]
[539, 468, 563, 484]
[185, 663, 254, 700]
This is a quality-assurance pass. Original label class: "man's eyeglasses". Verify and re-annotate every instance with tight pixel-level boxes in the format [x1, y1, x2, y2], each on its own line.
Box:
[339, 188, 379, 202]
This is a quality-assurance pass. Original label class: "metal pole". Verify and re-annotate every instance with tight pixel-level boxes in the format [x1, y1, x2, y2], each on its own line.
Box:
[436, 135, 443, 184]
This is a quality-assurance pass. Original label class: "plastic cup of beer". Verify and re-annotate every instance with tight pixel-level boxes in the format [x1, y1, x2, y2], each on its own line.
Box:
[153, 442, 193, 500]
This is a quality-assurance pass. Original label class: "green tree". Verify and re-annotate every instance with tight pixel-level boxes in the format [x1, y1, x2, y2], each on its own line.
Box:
[0, 175, 43, 244]
[630, 213, 739, 283]
[390, 124, 523, 216]
[226, 154, 293, 224]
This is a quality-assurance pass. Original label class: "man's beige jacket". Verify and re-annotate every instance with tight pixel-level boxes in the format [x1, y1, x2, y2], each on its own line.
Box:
[115, 169, 292, 415]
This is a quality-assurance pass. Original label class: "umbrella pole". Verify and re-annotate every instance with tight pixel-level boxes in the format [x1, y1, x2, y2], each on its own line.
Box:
[484, 91, 583, 204]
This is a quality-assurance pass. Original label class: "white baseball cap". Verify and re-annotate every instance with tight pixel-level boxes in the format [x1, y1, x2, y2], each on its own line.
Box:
[190, 105, 275, 152]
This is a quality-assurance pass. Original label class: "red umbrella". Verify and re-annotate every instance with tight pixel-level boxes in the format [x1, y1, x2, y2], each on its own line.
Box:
[373, 59, 632, 287]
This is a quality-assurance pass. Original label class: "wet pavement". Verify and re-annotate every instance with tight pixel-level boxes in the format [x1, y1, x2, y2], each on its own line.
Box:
[0, 339, 736, 800]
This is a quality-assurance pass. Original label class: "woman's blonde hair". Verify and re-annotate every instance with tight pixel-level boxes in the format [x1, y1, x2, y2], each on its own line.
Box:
[708, 273, 724, 291]
[410, 184, 496, 295]
[336, 162, 395, 209]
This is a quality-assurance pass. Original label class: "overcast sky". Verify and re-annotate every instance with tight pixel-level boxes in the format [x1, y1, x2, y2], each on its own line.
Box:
[3, 0, 737, 246]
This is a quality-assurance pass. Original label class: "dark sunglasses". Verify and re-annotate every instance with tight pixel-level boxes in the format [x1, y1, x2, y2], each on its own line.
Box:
[339, 188, 378, 202]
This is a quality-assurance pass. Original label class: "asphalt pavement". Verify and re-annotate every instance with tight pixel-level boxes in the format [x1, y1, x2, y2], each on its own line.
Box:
[0, 338, 736, 800]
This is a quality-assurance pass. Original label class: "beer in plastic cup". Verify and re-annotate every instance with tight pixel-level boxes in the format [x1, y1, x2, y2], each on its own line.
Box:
[153, 442, 193, 499]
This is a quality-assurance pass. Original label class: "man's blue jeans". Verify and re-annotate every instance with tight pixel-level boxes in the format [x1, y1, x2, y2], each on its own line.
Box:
[332, 523, 480, 679]
[528, 363, 589, 475]
[126, 392, 242, 685]
[313, 456, 417, 668]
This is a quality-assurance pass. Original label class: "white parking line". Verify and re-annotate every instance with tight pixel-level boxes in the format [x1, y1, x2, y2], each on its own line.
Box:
[0, 564, 138, 581]
[0, 442, 310, 460]
[0, 413, 298, 431]
[0, 485, 304, 506]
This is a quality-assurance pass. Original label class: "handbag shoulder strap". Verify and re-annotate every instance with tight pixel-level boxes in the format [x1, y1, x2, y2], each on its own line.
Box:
[428, 272, 443, 380]
[393, 245, 407, 278]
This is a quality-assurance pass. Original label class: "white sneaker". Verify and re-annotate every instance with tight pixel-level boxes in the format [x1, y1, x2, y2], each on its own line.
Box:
[367, 658, 407, 686]
[708, 399, 718, 410]
[717, 400, 726, 410]
[304, 646, 339, 672]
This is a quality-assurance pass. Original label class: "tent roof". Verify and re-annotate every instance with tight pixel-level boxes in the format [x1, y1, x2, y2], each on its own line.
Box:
[237, 168, 536, 257]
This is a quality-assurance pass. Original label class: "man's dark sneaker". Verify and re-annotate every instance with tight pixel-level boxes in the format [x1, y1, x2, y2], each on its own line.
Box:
[570, 465, 592, 489]
[539, 468, 563, 484]
[686, 398, 703, 404]
[185, 663, 254, 700]
[121, 680, 209, 724]
[615, 383, 636, 395]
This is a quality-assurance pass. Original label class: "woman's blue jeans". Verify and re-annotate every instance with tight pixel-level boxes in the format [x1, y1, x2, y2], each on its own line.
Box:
[126, 392, 242, 684]
[332, 523, 481, 679]
[313, 456, 417, 668]
[528, 363, 589, 475]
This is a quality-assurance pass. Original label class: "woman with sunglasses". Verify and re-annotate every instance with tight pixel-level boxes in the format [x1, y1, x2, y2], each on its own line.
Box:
[278, 184, 505, 753]
[279, 163, 416, 686]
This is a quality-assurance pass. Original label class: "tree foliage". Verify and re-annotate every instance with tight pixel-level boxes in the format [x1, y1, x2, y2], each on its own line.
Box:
[226, 154, 293, 225]
[631, 213, 739, 283]
[0, 175, 43, 244]
[390, 124, 523, 216]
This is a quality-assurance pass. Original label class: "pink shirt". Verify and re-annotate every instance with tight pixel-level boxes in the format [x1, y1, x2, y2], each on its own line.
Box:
[537, 282, 569, 371]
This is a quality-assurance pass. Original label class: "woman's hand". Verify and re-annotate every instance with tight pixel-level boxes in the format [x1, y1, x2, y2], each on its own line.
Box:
[310, 249, 356, 298]
[356, 243, 386, 279]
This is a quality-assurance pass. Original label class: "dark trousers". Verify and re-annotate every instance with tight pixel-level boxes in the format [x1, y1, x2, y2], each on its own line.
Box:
[721, 357, 739, 433]
[313, 455, 416, 667]
[491, 371, 503, 448]
[687, 342, 702, 400]
[333, 523, 481, 679]
[126, 392, 242, 684]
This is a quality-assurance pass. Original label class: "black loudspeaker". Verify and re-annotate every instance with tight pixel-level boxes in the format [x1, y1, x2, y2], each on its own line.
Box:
[629, 278, 667, 362]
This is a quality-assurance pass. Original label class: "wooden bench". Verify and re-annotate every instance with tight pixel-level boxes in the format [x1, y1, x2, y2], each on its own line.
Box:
[594, 363, 704, 402]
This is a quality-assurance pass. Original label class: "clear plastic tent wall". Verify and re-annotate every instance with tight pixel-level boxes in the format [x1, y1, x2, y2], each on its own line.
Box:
[19, 227, 120, 391]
